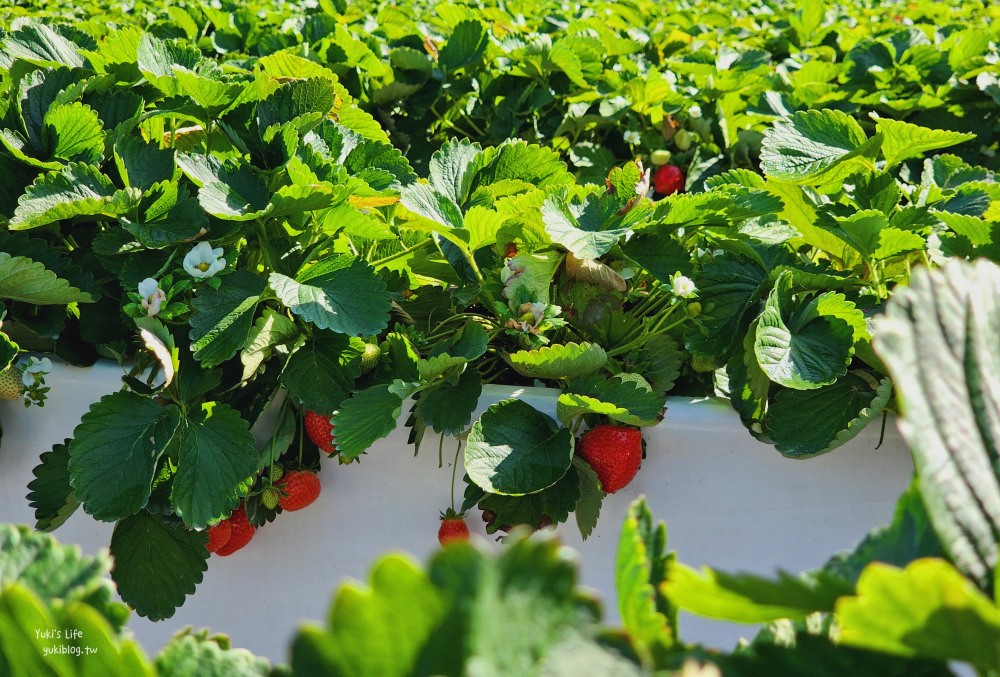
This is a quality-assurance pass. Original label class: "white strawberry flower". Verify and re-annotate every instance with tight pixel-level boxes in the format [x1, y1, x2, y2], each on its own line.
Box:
[21, 356, 52, 387]
[138, 278, 167, 317]
[672, 275, 698, 299]
[688, 105, 703, 119]
[183, 242, 226, 279]
[623, 130, 641, 145]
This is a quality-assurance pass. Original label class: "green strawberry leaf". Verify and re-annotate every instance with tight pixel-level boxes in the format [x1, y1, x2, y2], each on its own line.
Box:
[120, 181, 207, 249]
[240, 308, 300, 381]
[465, 399, 574, 496]
[0, 582, 150, 676]
[9, 163, 141, 230]
[109, 510, 207, 621]
[195, 162, 270, 221]
[136, 34, 203, 97]
[331, 384, 406, 461]
[171, 403, 259, 529]
[280, 333, 364, 413]
[428, 137, 484, 207]
[621, 233, 692, 283]
[269, 255, 390, 336]
[754, 272, 857, 390]
[414, 368, 482, 436]
[439, 19, 488, 72]
[189, 271, 267, 368]
[760, 109, 879, 185]
[616, 498, 675, 662]
[400, 182, 466, 232]
[155, 630, 272, 677]
[42, 101, 105, 165]
[267, 183, 342, 219]
[290, 554, 445, 677]
[636, 335, 683, 397]
[506, 342, 607, 380]
[26, 440, 79, 533]
[447, 318, 489, 361]
[174, 67, 242, 114]
[68, 393, 181, 522]
[557, 373, 665, 426]
[542, 190, 650, 260]
[473, 141, 574, 191]
[2, 22, 87, 68]
[663, 562, 850, 623]
[875, 259, 1000, 589]
[837, 559, 1000, 670]
[257, 78, 338, 131]
[0, 252, 95, 304]
[114, 136, 177, 191]
[875, 118, 976, 168]
[767, 373, 893, 458]
[688, 251, 769, 359]
[0, 524, 122, 621]
[822, 209, 925, 262]
[573, 457, 603, 539]
[477, 464, 582, 532]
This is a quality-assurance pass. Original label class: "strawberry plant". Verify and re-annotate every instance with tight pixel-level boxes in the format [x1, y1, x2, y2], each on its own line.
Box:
[8, 211, 1000, 676]
[0, 0, 998, 621]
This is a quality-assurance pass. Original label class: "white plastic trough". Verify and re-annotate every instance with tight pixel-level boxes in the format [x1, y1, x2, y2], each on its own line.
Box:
[0, 361, 913, 663]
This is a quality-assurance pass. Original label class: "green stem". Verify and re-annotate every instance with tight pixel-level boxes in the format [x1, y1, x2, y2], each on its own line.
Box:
[438, 433, 445, 469]
[450, 438, 462, 512]
[459, 112, 487, 138]
[297, 410, 304, 469]
[606, 315, 689, 357]
[370, 238, 435, 267]
[256, 221, 281, 274]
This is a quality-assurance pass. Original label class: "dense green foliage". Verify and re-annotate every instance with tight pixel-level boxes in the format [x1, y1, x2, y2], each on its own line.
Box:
[6, 258, 1000, 673]
[0, 0, 997, 621]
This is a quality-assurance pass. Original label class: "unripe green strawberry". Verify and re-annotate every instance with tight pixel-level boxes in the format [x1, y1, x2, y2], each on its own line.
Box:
[674, 129, 693, 151]
[0, 368, 22, 401]
[650, 149, 672, 166]
[690, 353, 718, 373]
[360, 342, 380, 373]
[261, 487, 281, 510]
[269, 465, 284, 483]
[687, 301, 702, 317]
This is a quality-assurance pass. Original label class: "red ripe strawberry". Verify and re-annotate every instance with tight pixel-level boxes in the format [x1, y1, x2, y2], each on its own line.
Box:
[578, 425, 643, 494]
[278, 470, 321, 512]
[304, 410, 336, 454]
[652, 165, 685, 196]
[205, 520, 232, 553]
[438, 509, 470, 545]
[216, 506, 255, 556]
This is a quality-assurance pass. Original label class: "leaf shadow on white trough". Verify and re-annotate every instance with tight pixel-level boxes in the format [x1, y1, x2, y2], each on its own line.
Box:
[0, 363, 914, 663]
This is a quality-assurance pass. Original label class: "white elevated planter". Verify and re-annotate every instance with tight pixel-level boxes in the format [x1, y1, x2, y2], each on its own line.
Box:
[0, 362, 914, 663]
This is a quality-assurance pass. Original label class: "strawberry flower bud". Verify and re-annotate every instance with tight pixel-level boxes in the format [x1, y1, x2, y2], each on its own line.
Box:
[183, 242, 226, 279]
[138, 278, 167, 317]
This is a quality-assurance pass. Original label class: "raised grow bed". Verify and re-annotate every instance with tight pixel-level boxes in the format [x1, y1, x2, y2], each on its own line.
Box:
[0, 360, 912, 660]
[0, 0, 998, 672]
